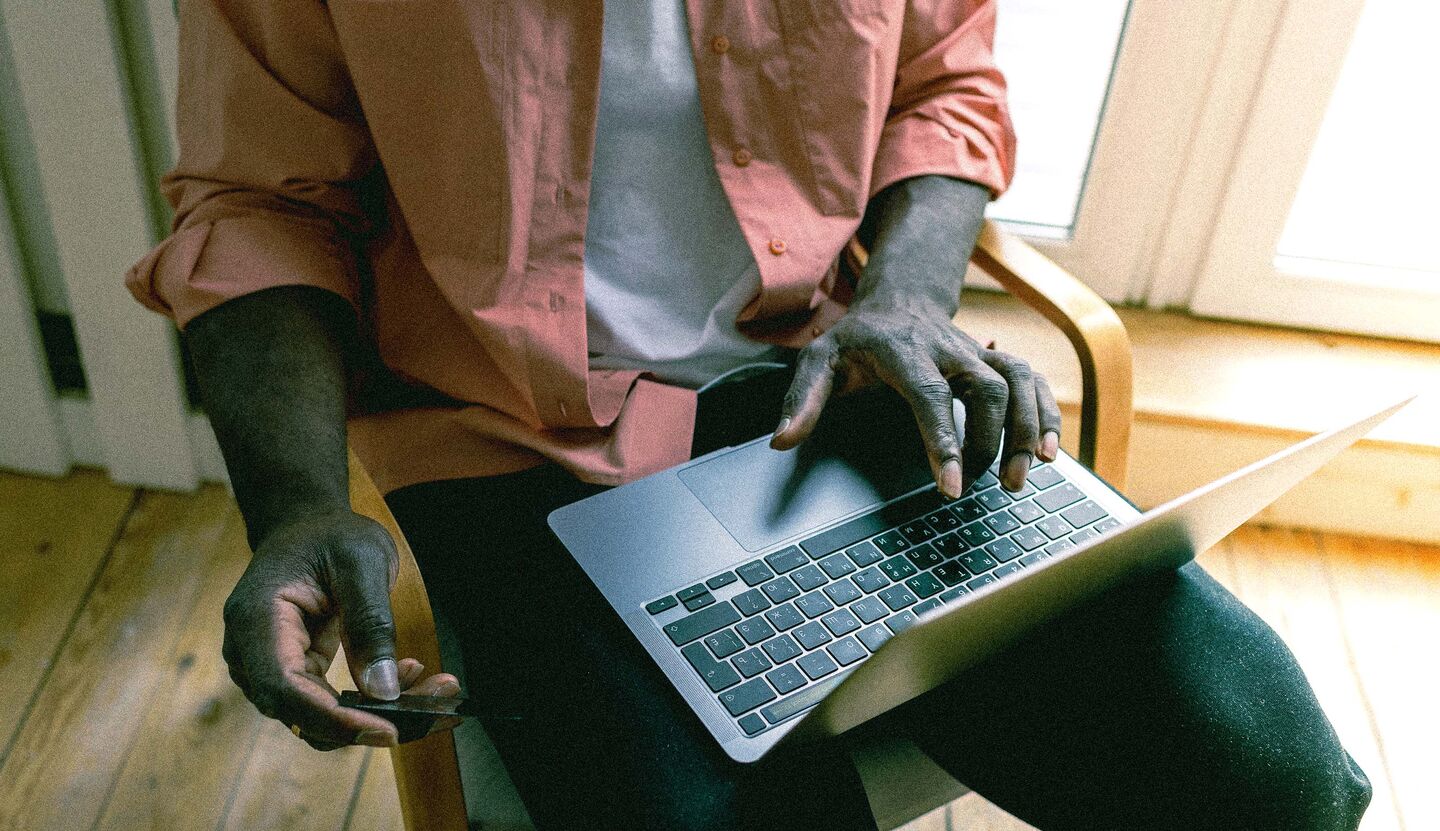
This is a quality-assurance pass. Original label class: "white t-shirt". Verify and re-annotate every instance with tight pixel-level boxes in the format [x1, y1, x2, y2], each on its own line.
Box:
[583, 0, 784, 389]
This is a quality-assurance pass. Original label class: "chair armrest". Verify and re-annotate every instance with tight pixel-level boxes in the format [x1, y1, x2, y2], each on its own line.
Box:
[968, 221, 1132, 486]
[844, 221, 1133, 486]
[347, 448, 469, 831]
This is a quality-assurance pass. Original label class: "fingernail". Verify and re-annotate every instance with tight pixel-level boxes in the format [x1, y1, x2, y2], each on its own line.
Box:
[772, 417, 791, 439]
[1004, 454, 1031, 491]
[355, 729, 397, 748]
[436, 680, 461, 697]
[362, 658, 401, 701]
[1040, 432, 1059, 461]
[939, 459, 963, 499]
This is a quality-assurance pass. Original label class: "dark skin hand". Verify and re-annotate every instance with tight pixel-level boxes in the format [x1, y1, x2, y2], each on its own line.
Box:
[772, 175, 1062, 496]
[188, 286, 458, 750]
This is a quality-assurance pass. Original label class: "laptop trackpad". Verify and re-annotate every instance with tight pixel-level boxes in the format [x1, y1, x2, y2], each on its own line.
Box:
[678, 393, 935, 552]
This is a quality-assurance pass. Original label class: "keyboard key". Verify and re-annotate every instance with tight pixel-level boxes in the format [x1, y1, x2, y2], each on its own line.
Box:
[793, 620, 833, 650]
[983, 538, 1024, 563]
[906, 572, 944, 599]
[828, 636, 868, 666]
[683, 591, 716, 611]
[761, 672, 849, 724]
[904, 542, 944, 569]
[975, 487, 1013, 511]
[958, 522, 996, 547]
[798, 488, 942, 558]
[760, 577, 800, 605]
[719, 678, 777, 716]
[677, 584, 708, 602]
[791, 564, 829, 592]
[1006, 481, 1038, 499]
[1019, 551, 1048, 567]
[706, 571, 738, 590]
[913, 598, 941, 616]
[934, 561, 971, 586]
[821, 608, 861, 637]
[898, 520, 936, 544]
[872, 530, 910, 555]
[682, 641, 741, 692]
[733, 588, 772, 617]
[818, 552, 857, 579]
[965, 573, 998, 591]
[823, 579, 862, 606]
[736, 617, 775, 645]
[664, 602, 741, 646]
[932, 532, 967, 558]
[732, 648, 772, 678]
[764, 602, 804, 631]
[798, 650, 839, 680]
[705, 629, 744, 658]
[762, 634, 802, 664]
[1094, 517, 1122, 534]
[879, 556, 918, 582]
[1069, 527, 1099, 545]
[958, 550, 999, 574]
[1012, 527, 1048, 551]
[878, 584, 918, 611]
[1037, 515, 1072, 540]
[939, 586, 970, 603]
[738, 713, 766, 736]
[736, 561, 774, 586]
[994, 562, 1023, 580]
[795, 591, 835, 619]
[857, 624, 892, 652]
[886, 609, 919, 634]
[852, 567, 891, 593]
[1035, 483, 1084, 512]
[764, 546, 809, 574]
[846, 541, 884, 567]
[1028, 465, 1064, 489]
[1045, 540, 1076, 556]
[924, 508, 962, 533]
[983, 512, 1022, 536]
[951, 498, 986, 522]
[645, 595, 677, 615]
[765, 662, 807, 695]
[1008, 499, 1046, 524]
[850, 596, 889, 624]
[1062, 500, 1109, 529]
[976, 471, 1000, 489]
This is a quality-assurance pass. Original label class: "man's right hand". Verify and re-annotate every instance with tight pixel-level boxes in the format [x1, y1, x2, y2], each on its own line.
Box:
[221, 510, 459, 750]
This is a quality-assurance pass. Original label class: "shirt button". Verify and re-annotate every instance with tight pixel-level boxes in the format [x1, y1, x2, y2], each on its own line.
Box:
[732, 147, 752, 167]
[769, 238, 787, 256]
[711, 35, 730, 54]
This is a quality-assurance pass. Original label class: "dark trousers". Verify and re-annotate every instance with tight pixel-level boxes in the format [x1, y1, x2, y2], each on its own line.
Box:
[387, 371, 1372, 831]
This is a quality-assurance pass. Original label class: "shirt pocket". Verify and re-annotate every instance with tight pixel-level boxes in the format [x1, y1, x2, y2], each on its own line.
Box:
[774, 0, 901, 216]
[329, 0, 507, 265]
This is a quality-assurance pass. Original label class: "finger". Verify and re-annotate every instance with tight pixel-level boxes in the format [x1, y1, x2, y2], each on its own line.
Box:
[397, 657, 425, 690]
[330, 541, 402, 701]
[405, 672, 462, 698]
[425, 716, 465, 739]
[1034, 374, 1062, 461]
[936, 349, 1009, 489]
[981, 351, 1041, 491]
[771, 342, 838, 451]
[871, 350, 965, 499]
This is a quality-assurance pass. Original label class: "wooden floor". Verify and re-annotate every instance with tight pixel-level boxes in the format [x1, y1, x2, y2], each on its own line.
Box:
[1, 470, 1435, 831]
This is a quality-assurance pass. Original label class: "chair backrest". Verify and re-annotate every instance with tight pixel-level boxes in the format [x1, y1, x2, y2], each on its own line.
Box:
[348, 223, 1133, 830]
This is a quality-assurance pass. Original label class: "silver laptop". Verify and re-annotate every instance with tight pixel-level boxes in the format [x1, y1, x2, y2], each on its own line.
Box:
[548, 394, 1410, 763]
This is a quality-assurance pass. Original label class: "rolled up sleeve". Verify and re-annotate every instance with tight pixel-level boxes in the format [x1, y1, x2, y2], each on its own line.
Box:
[126, 0, 379, 328]
[870, 0, 1017, 199]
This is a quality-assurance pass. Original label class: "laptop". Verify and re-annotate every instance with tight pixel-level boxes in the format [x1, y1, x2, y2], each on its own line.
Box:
[548, 391, 1411, 764]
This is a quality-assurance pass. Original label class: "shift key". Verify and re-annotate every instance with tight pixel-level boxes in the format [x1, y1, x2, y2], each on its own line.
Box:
[664, 601, 741, 646]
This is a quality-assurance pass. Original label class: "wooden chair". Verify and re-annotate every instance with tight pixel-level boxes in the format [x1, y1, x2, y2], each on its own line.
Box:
[346, 220, 1133, 831]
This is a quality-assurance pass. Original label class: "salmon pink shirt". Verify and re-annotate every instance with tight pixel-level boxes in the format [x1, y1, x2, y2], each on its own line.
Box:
[127, 0, 1016, 494]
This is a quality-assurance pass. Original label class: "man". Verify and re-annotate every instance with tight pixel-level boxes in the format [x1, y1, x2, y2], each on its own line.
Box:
[129, 1, 1371, 828]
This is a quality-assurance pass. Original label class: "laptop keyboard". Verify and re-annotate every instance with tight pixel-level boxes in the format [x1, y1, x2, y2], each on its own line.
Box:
[643, 458, 1123, 738]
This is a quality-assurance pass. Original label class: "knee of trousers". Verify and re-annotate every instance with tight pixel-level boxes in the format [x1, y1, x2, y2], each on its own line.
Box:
[1206, 748, 1374, 831]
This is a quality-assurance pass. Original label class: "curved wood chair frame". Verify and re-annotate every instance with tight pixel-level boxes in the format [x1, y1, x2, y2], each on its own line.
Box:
[347, 221, 1133, 831]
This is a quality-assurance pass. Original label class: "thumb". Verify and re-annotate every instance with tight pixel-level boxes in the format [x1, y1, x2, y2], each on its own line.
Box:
[332, 550, 401, 701]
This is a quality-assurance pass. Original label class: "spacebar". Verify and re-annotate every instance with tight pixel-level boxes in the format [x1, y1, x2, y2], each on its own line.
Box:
[760, 671, 852, 725]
